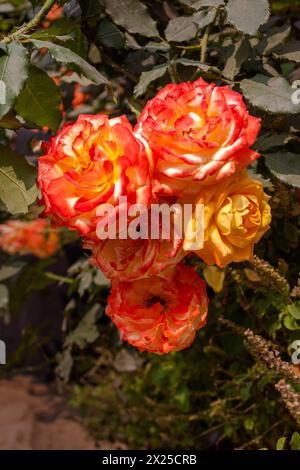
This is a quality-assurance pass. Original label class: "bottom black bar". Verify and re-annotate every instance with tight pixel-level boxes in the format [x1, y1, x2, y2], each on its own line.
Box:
[0, 450, 298, 467]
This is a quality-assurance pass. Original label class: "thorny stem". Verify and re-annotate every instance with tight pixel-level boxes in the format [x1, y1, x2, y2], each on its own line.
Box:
[1, 0, 56, 44]
[200, 8, 219, 63]
[200, 23, 212, 64]
[45, 272, 75, 285]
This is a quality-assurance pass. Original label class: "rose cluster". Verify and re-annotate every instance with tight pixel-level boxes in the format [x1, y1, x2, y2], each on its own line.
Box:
[37, 78, 271, 354]
[0, 219, 59, 259]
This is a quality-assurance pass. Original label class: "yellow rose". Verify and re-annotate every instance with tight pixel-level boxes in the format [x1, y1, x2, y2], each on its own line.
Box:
[181, 170, 271, 267]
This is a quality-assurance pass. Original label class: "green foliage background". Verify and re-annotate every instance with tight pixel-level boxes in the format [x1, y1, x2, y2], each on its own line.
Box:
[0, 0, 300, 450]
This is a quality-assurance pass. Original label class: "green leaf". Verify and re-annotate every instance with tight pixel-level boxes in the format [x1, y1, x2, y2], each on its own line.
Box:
[202, 0, 224, 4]
[15, 65, 61, 131]
[33, 21, 89, 58]
[287, 303, 300, 320]
[223, 38, 252, 80]
[176, 58, 202, 67]
[265, 152, 300, 188]
[55, 347, 74, 385]
[165, 9, 215, 42]
[104, 0, 159, 38]
[195, 0, 224, 6]
[254, 132, 290, 152]
[0, 145, 38, 214]
[257, 24, 291, 56]
[94, 18, 125, 49]
[290, 432, 300, 450]
[8, 258, 53, 313]
[78, 271, 93, 297]
[276, 437, 287, 450]
[179, 0, 224, 7]
[66, 304, 100, 349]
[176, 58, 221, 77]
[94, 269, 110, 287]
[0, 284, 9, 309]
[29, 18, 76, 41]
[30, 39, 109, 85]
[0, 42, 29, 119]
[283, 315, 300, 331]
[240, 74, 300, 114]
[134, 64, 168, 97]
[0, 264, 24, 282]
[243, 417, 255, 431]
[145, 40, 170, 52]
[165, 15, 197, 43]
[226, 0, 270, 36]
[79, 0, 102, 27]
[0, 112, 24, 129]
[272, 41, 300, 63]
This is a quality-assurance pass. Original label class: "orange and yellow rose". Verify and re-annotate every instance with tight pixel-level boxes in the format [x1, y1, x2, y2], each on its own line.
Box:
[135, 78, 261, 197]
[106, 263, 208, 354]
[0, 219, 59, 259]
[38, 114, 152, 236]
[86, 236, 184, 282]
[181, 170, 271, 267]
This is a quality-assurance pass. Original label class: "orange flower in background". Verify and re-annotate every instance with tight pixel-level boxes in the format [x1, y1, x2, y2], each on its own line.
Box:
[0, 219, 59, 259]
[72, 84, 90, 109]
[86, 235, 185, 282]
[135, 78, 261, 197]
[181, 170, 271, 268]
[47, 3, 64, 21]
[43, 3, 64, 28]
[106, 263, 208, 354]
[38, 114, 152, 236]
